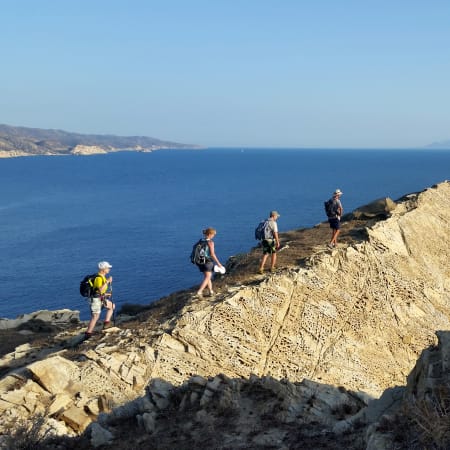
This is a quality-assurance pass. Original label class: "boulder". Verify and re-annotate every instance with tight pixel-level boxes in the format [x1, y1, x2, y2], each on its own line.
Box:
[61, 406, 91, 432]
[347, 197, 396, 220]
[89, 422, 114, 447]
[28, 356, 80, 395]
[0, 309, 80, 330]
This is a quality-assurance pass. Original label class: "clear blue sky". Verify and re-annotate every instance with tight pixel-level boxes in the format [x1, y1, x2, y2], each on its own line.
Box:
[1, 0, 449, 147]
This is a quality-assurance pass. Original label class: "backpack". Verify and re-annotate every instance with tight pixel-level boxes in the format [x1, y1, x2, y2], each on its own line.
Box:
[80, 273, 98, 297]
[190, 239, 209, 265]
[324, 199, 337, 218]
[255, 220, 272, 240]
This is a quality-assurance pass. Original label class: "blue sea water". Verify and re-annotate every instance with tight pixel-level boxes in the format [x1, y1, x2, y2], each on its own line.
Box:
[0, 148, 449, 320]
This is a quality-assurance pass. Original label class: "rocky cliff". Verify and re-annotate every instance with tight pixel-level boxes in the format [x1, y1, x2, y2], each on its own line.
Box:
[0, 181, 449, 449]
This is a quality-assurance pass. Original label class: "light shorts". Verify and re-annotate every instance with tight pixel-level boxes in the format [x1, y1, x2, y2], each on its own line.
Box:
[88, 297, 103, 314]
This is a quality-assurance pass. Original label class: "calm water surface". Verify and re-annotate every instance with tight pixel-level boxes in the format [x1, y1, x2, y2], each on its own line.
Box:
[0, 148, 449, 320]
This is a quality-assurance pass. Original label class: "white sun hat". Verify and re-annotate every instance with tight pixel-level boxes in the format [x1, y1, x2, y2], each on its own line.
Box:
[214, 265, 226, 274]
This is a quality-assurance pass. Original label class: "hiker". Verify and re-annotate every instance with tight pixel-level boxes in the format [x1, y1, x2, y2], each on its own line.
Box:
[85, 261, 115, 338]
[327, 189, 343, 248]
[196, 227, 224, 297]
[258, 211, 281, 274]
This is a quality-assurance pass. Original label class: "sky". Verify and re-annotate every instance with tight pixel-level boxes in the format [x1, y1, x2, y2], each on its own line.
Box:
[1, 0, 449, 148]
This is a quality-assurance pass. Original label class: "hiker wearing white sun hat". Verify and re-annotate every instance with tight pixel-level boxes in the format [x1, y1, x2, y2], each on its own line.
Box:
[327, 190, 343, 248]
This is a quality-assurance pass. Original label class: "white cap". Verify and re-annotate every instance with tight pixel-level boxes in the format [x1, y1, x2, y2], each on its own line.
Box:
[98, 261, 112, 270]
[334, 189, 343, 196]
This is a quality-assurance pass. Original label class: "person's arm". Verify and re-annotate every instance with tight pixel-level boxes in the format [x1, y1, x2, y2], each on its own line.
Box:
[337, 200, 343, 218]
[273, 231, 280, 248]
[208, 241, 223, 267]
[272, 221, 280, 248]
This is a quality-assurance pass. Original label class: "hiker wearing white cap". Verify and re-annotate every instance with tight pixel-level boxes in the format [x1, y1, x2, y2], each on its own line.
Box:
[85, 261, 115, 338]
[327, 190, 343, 248]
[258, 211, 281, 274]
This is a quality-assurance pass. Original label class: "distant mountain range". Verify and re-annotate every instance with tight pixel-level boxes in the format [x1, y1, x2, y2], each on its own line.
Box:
[0, 124, 199, 157]
[426, 139, 450, 149]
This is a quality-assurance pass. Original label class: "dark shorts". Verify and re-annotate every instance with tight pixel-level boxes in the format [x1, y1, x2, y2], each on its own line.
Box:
[197, 261, 214, 273]
[328, 218, 341, 230]
[262, 239, 277, 255]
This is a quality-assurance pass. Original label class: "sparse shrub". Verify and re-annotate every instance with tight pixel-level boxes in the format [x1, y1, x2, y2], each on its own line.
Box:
[331, 401, 360, 420]
[2, 413, 50, 450]
[407, 387, 450, 449]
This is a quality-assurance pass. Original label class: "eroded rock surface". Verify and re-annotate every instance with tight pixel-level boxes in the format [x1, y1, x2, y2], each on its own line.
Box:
[0, 181, 449, 445]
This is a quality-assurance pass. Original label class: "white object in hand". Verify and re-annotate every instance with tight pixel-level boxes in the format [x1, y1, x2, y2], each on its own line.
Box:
[214, 265, 226, 274]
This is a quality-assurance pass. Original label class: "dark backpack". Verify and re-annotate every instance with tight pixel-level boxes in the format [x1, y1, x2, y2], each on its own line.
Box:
[255, 220, 272, 240]
[80, 273, 98, 297]
[324, 199, 337, 218]
[190, 239, 209, 265]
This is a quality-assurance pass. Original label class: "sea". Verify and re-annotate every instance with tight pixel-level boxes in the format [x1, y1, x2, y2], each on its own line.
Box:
[0, 148, 449, 321]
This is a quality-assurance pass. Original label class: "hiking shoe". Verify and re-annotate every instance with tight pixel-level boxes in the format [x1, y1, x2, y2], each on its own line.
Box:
[269, 267, 276, 272]
[84, 332, 93, 339]
[103, 321, 112, 330]
[327, 243, 335, 249]
[258, 268, 264, 274]
[196, 291, 203, 298]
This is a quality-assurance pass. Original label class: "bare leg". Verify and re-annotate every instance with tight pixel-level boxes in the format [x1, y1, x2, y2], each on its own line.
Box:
[198, 271, 213, 295]
[330, 229, 340, 245]
[259, 254, 269, 271]
[86, 313, 99, 333]
[270, 252, 277, 270]
[104, 300, 115, 322]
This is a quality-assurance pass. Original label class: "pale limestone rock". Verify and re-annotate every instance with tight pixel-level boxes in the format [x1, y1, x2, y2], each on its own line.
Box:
[61, 406, 91, 432]
[70, 145, 107, 155]
[45, 417, 70, 436]
[0, 374, 24, 392]
[0, 150, 29, 158]
[145, 182, 450, 398]
[85, 398, 101, 416]
[148, 379, 173, 410]
[0, 181, 449, 443]
[350, 197, 396, 219]
[0, 309, 79, 330]
[48, 393, 72, 415]
[28, 356, 80, 394]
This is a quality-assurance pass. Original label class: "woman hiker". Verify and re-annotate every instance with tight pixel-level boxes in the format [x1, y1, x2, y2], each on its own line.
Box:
[196, 227, 224, 298]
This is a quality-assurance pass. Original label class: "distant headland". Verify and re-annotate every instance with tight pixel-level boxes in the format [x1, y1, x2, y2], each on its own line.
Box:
[0, 124, 201, 158]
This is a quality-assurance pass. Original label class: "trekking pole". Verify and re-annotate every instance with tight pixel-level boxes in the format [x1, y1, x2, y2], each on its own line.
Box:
[109, 280, 116, 326]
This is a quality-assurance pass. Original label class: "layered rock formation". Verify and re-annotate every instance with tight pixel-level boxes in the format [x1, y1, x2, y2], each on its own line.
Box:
[0, 181, 449, 448]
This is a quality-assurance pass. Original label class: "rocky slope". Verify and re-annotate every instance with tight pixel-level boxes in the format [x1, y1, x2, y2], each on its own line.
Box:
[0, 124, 197, 157]
[0, 181, 449, 449]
